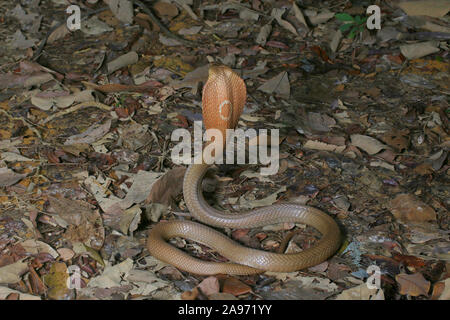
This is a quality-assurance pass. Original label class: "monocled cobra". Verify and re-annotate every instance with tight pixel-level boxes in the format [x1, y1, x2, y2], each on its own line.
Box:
[147, 65, 341, 275]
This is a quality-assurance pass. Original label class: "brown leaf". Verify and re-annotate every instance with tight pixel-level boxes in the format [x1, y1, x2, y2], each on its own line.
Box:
[47, 24, 70, 44]
[181, 287, 199, 300]
[413, 163, 434, 175]
[0, 167, 28, 187]
[431, 281, 445, 300]
[153, 1, 179, 18]
[396, 273, 430, 297]
[222, 277, 252, 296]
[392, 253, 426, 268]
[381, 129, 409, 151]
[145, 166, 186, 206]
[28, 265, 47, 295]
[48, 196, 105, 250]
[389, 194, 437, 223]
[197, 276, 220, 297]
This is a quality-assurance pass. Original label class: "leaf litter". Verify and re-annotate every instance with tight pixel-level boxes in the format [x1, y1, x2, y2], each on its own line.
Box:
[0, 0, 448, 301]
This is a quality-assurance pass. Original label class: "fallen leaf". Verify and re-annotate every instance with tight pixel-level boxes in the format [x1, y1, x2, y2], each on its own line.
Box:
[0, 260, 28, 284]
[400, 41, 440, 60]
[222, 277, 252, 296]
[381, 129, 409, 151]
[119, 170, 163, 209]
[0, 287, 41, 300]
[257, 71, 290, 99]
[107, 51, 139, 74]
[389, 194, 437, 223]
[145, 166, 186, 206]
[335, 283, 384, 300]
[87, 258, 133, 288]
[153, 1, 179, 18]
[181, 287, 199, 300]
[0, 167, 28, 186]
[436, 278, 450, 300]
[81, 16, 113, 36]
[397, 0, 450, 18]
[47, 24, 70, 44]
[271, 8, 298, 36]
[303, 140, 346, 153]
[350, 134, 388, 155]
[64, 119, 111, 145]
[255, 24, 272, 45]
[396, 273, 430, 296]
[197, 276, 220, 297]
[8, 30, 38, 49]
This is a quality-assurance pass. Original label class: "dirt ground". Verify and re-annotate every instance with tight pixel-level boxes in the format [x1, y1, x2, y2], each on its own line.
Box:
[0, 0, 449, 300]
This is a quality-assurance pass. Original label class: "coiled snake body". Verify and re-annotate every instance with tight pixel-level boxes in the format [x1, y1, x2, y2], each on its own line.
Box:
[147, 65, 341, 275]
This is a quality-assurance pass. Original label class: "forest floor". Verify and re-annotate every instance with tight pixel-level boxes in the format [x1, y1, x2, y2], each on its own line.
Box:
[0, 0, 449, 300]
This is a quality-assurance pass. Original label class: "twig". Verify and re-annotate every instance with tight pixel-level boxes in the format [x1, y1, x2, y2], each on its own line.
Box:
[132, 0, 197, 47]
[38, 101, 113, 125]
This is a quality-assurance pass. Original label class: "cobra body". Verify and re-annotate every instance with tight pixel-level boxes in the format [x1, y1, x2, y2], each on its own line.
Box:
[147, 65, 341, 275]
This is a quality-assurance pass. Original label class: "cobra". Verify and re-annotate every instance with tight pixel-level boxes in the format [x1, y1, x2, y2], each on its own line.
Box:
[147, 65, 341, 275]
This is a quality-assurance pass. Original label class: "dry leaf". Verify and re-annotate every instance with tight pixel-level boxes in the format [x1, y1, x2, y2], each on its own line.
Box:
[255, 24, 272, 46]
[436, 278, 450, 300]
[0, 287, 41, 300]
[153, 1, 179, 18]
[0, 167, 28, 187]
[381, 129, 409, 151]
[389, 193, 437, 223]
[335, 283, 384, 300]
[397, 0, 450, 18]
[107, 51, 139, 74]
[197, 276, 220, 297]
[64, 119, 111, 145]
[271, 8, 298, 36]
[257, 71, 290, 99]
[303, 140, 346, 153]
[222, 277, 252, 296]
[48, 197, 105, 250]
[146, 166, 186, 206]
[8, 30, 38, 49]
[105, 0, 133, 24]
[47, 24, 70, 44]
[396, 273, 430, 296]
[0, 260, 28, 284]
[400, 41, 440, 60]
[350, 134, 388, 155]
[292, 2, 309, 30]
[87, 258, 134, 289]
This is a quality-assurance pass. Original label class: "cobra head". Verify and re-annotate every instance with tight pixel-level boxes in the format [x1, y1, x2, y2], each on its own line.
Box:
[202, 64, 246, 147]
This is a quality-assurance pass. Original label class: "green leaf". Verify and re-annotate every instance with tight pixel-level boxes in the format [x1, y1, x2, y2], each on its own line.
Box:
[335, 13, 354, 22]
[348, 26, 358, 39]
[354, 15, 362, 23]
[339, 23, 354, 32]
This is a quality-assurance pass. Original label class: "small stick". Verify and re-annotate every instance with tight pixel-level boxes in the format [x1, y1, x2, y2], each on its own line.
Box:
[132, 0, 197, 47]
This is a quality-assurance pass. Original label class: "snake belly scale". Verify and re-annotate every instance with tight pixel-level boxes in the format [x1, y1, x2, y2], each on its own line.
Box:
[147, 65, 341, 275]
